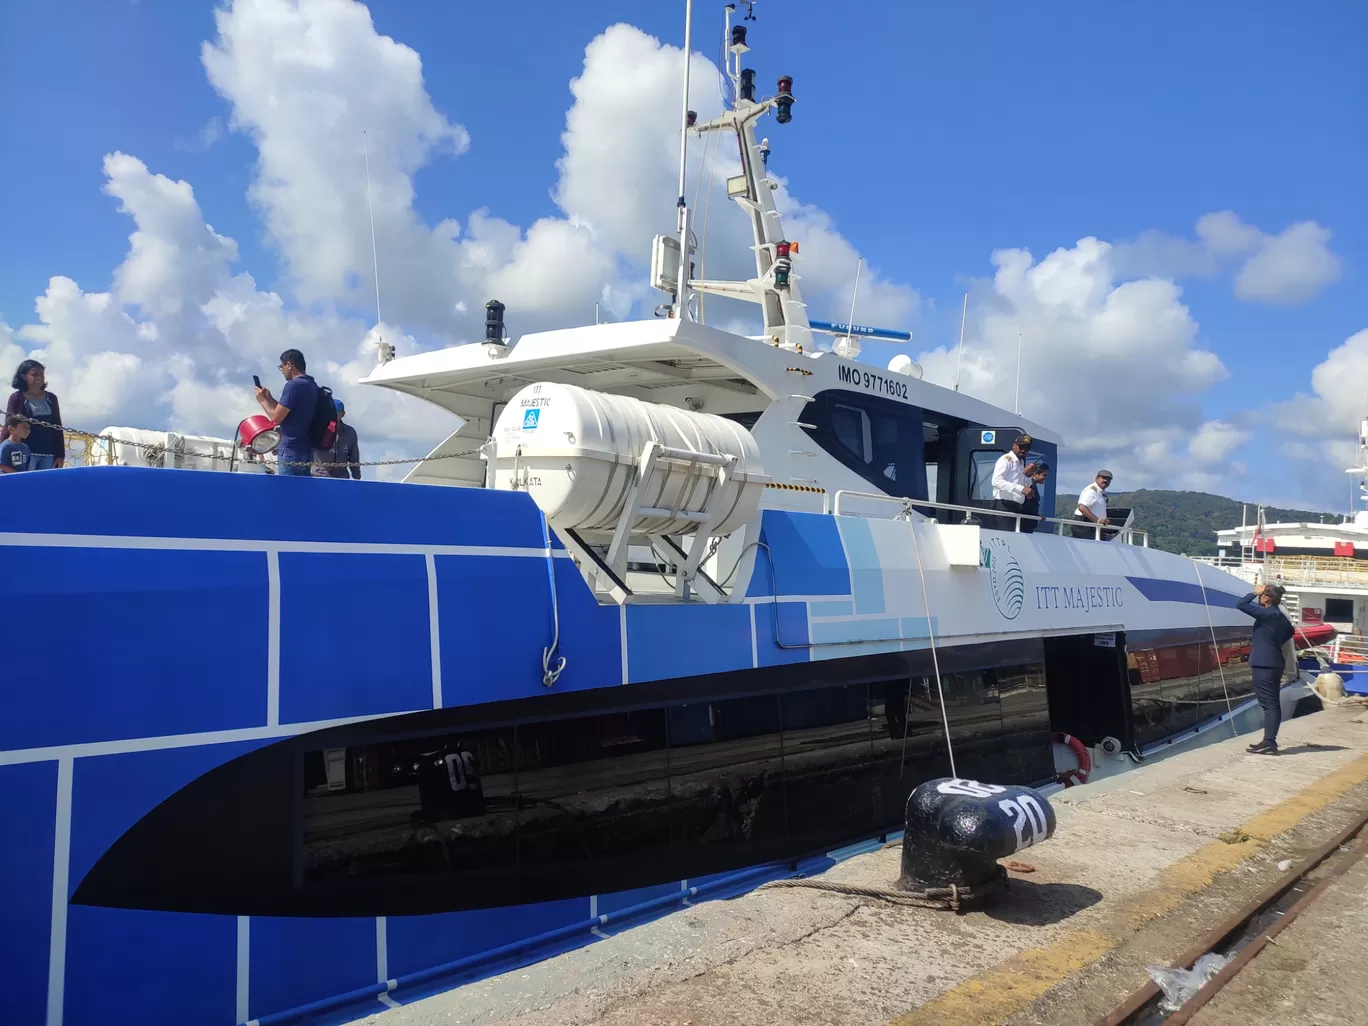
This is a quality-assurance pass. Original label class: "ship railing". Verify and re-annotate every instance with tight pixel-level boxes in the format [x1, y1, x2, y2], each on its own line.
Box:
[1195, 553, 1368, 586]
[1193, 555, 1252, 569]
[1321, 632, 1368, 665]
[827, 490, 1149, 546]
[1192, 556, 1262, 586]
[1262, 558, 1368, 589]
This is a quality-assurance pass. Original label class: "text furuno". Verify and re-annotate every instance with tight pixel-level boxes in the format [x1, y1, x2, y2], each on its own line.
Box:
[1035, 585, 1124, 612]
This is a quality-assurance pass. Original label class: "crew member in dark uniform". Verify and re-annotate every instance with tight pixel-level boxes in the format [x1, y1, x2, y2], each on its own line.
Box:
[1237, 583, 1295, 755]
[1019, 462, 1049, 534]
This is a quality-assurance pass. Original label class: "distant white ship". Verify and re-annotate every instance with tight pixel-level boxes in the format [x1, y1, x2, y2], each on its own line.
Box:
[1199, 416, 1368, 691]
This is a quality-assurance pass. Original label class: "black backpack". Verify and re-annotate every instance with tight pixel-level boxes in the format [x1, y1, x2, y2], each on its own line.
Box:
[307, 380, 339, 450]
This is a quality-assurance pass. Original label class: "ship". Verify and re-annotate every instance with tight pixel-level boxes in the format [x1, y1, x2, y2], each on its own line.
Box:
[1199, 416, 1368, 693]
[0, 7, 1294, 1025]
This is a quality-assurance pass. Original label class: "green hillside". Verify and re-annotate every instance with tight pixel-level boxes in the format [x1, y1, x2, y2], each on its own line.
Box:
[1052, 489, 1335, 556]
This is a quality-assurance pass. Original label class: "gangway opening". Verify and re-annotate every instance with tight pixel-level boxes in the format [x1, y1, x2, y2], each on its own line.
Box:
[1043, 631, 1135, 754]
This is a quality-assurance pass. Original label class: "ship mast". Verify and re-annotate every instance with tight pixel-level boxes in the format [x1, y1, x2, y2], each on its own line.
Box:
[654, 2, 810, 351]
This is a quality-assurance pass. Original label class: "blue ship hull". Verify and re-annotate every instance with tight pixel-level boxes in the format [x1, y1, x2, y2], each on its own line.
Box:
[1, 468, 1254, 1025]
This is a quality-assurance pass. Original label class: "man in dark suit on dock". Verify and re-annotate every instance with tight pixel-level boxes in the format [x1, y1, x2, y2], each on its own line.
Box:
[1238, 583, 1295, 755]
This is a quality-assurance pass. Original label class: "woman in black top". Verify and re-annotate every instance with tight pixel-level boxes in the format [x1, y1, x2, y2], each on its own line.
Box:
[3, 360, 64, 470]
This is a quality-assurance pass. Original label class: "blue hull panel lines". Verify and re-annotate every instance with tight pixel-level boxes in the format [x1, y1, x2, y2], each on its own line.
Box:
[0, 468, 1257, 1026]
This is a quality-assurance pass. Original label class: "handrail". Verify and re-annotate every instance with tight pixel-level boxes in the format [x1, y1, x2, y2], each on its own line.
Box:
[1196, 554, 1368, 587]
[828, 490, 1149, 546]
[832, 490, 1014, 522]
[1194, 555, 1251, 568]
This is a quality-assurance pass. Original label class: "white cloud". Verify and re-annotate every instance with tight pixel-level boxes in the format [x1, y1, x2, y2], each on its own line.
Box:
[1187, 420, 1251, 463]
[202, 0, 472, 332]
[3, 0, 1331, 508]
[1253, 328, 1368, 510]
[554, 25, 722, 259]
[200, 5, 909, 338]
[1194, 210, 1264, 256]
[1233, 221, 1342, 305]
[1112, 210, 1341, 306]
[173, 116, 226, 153]
[9, 157, 454, 470]
[914, 236, 1240, 492]
[5, 0, 915, 432]
[105, 152, 238, 322]
[1273, 329, 1368, 440]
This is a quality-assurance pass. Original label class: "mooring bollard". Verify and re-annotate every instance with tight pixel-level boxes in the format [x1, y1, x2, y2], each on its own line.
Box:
[898, 777, 1057, 909]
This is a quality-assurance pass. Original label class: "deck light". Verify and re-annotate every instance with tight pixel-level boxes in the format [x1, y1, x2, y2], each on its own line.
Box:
[237, 415, 280, 456]
[775, 75, 794, 123]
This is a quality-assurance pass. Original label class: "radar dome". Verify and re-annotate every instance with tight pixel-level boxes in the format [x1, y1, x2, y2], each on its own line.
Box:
[888, 354, 923, 379]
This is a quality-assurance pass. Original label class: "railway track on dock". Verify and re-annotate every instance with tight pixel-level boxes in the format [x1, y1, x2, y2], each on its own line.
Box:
[1097, 806, 1368, 1026]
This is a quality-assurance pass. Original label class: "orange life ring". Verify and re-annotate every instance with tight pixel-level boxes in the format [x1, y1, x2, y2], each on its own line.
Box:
[1051, 732, 1092, 787]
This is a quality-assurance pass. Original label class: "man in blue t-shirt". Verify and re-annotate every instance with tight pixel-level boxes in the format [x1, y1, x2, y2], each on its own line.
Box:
[253, 348, 319, 477]
[0, 416, 33, 473]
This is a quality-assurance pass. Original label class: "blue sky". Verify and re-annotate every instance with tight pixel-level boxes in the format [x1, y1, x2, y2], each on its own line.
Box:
[1, 0, 1364, 505]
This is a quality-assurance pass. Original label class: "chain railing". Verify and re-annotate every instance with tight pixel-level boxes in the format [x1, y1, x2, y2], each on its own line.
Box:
[0, 416, 485, 473]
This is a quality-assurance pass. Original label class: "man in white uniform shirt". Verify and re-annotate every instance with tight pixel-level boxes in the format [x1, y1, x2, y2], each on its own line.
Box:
[1074, 469, 1113, 539]
[989, 434, 1038, 530]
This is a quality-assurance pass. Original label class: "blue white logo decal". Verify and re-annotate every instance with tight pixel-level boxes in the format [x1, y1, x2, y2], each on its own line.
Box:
[981, 430, 996, 445]
[984, 536, 1025, 619]
[523, 409, 540, 429]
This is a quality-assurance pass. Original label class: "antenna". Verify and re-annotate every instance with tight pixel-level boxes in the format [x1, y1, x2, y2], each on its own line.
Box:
[1014, 331, 1023, 415]
[832, 258, 863, 359]
[842, 261, 853, 337]
[674, 0, 695, 321]
[952, 292, 967, 392]
[363, 131, 391, 363]
[846, 258, 862, 338]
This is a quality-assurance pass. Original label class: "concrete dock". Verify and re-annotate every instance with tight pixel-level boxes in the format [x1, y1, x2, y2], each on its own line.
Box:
[358, 701, 1368, 1026]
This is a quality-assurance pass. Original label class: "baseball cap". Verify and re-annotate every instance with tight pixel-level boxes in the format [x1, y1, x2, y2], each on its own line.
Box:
[1013, 433, 1033, 447]
[1096, 469, 1113, 480]
[334, 398, 345, 414]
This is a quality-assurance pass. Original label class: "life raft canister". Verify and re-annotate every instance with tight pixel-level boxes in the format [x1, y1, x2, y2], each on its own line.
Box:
[1051, 732, 1091, 787]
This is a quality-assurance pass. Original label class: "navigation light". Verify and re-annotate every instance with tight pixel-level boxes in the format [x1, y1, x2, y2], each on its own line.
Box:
[740, 69, 756, 103]
[485, 299, 507, 345]
[776, 76, 794, 123]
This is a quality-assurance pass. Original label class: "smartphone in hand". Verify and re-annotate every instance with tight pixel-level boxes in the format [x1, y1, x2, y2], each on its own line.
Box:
[253, 375, 262, 389]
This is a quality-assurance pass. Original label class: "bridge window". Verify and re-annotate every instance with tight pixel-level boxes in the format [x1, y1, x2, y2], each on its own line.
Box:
[968, 450, 1000, 502]
[801, 390, 928, 501]
[831, 403, 872, 463]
